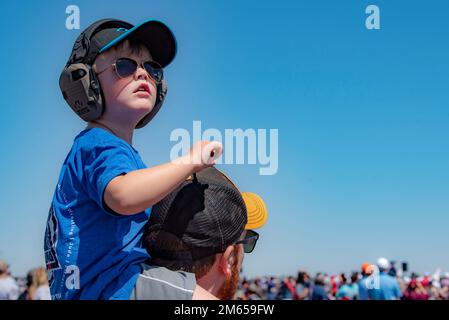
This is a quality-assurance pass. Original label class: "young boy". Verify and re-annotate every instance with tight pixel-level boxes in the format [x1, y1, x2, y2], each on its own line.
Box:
[45, 19, 217, 299]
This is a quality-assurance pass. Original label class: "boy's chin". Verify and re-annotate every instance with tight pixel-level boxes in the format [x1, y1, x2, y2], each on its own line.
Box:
[127, 101, 155, 114]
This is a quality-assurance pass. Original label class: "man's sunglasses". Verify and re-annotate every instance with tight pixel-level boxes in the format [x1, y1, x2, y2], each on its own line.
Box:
[96, 57, 163, 83]
[235, 230, 259, 254]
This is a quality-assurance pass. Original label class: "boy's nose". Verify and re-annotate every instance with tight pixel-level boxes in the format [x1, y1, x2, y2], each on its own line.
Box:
[134, 66, 156, 86]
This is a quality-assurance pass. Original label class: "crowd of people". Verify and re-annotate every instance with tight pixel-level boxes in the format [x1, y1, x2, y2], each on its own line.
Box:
[2, 257, 449, 300]
[236, 258, 449, 300]
[0, 261, 50, 300]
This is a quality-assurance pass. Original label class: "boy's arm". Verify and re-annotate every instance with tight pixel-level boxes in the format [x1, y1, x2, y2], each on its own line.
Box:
[104, 141, 214, 215]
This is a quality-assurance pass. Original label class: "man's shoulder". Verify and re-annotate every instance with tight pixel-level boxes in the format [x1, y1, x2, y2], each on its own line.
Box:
[140, 263, 195, 287]
[130, 263, 196, 300]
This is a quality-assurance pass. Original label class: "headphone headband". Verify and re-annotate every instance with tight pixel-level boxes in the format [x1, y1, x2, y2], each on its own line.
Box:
[68, 19, 133, 66]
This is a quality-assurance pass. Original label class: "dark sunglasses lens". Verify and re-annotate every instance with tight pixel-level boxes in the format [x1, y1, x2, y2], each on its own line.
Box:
[244, 230, 259, 253]
[143, 61, 163, 82]
[244, 242, 255, 253]
[115, 58, 137, 77]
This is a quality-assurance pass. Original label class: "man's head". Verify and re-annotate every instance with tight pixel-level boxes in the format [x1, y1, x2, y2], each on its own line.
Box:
[60, 19, 176, 128]
[142, 167, 268, 299]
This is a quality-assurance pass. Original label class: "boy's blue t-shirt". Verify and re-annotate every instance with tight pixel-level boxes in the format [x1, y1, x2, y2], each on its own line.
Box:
[44, 128, 151, 300]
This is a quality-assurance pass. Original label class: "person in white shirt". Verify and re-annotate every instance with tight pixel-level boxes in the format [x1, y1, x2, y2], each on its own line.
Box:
[0, 260, 19, 300]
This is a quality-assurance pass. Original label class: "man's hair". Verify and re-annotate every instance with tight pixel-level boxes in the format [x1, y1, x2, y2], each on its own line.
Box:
[144, 229, 221, 279]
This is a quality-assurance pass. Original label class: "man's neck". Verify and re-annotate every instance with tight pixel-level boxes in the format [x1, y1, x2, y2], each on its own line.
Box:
[197, 274, 224, 297]
[192, 284, 219, 300]
[87, 120, 134, 145]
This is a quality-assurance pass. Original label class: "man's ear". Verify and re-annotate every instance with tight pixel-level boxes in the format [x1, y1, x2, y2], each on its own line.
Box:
[218, 246, 235, 278]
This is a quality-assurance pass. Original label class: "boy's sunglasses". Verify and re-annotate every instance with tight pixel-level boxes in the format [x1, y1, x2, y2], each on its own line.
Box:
[235, 230, 259, 254]
[96, 57, 163, 83]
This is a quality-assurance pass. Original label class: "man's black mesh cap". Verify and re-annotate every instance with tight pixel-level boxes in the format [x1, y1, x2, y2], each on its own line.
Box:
[145, 167, 247, 259]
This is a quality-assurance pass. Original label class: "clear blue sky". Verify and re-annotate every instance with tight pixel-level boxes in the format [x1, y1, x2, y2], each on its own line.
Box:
[1, 0, 448, 278]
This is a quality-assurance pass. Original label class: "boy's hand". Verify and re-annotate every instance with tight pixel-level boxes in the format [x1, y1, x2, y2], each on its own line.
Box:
[180, 140, 223, 173]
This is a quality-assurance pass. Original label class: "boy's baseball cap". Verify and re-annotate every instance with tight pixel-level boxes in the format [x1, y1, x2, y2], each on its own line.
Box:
[75, 19, 177, 67]
[144, 167, 268, 260]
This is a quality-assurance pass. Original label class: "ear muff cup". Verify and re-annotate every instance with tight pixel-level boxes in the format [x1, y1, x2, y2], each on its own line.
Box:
[59, 63, 103, 122]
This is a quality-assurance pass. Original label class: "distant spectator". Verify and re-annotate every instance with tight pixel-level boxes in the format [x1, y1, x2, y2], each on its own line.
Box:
[403, 279, 429, 300]
[329, 274, 338, 297]
[0, 260, 19, 300]
[266, 277, 279, 300]
[358, 263, 373, 300]
[311, 274, 328, 300]
[369, 257, 402, 300]
[420, 272, 431, 287]
[247, 283, 263, 300]
[437, 274, 449, 300]
[17, 270, 34, 300]
[278, 276, 296, 300]
[388, 261, 397, 277]
[336, 272, 359, 300]
[29, 267, 51, 300]
[296, 271, 311, 300]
